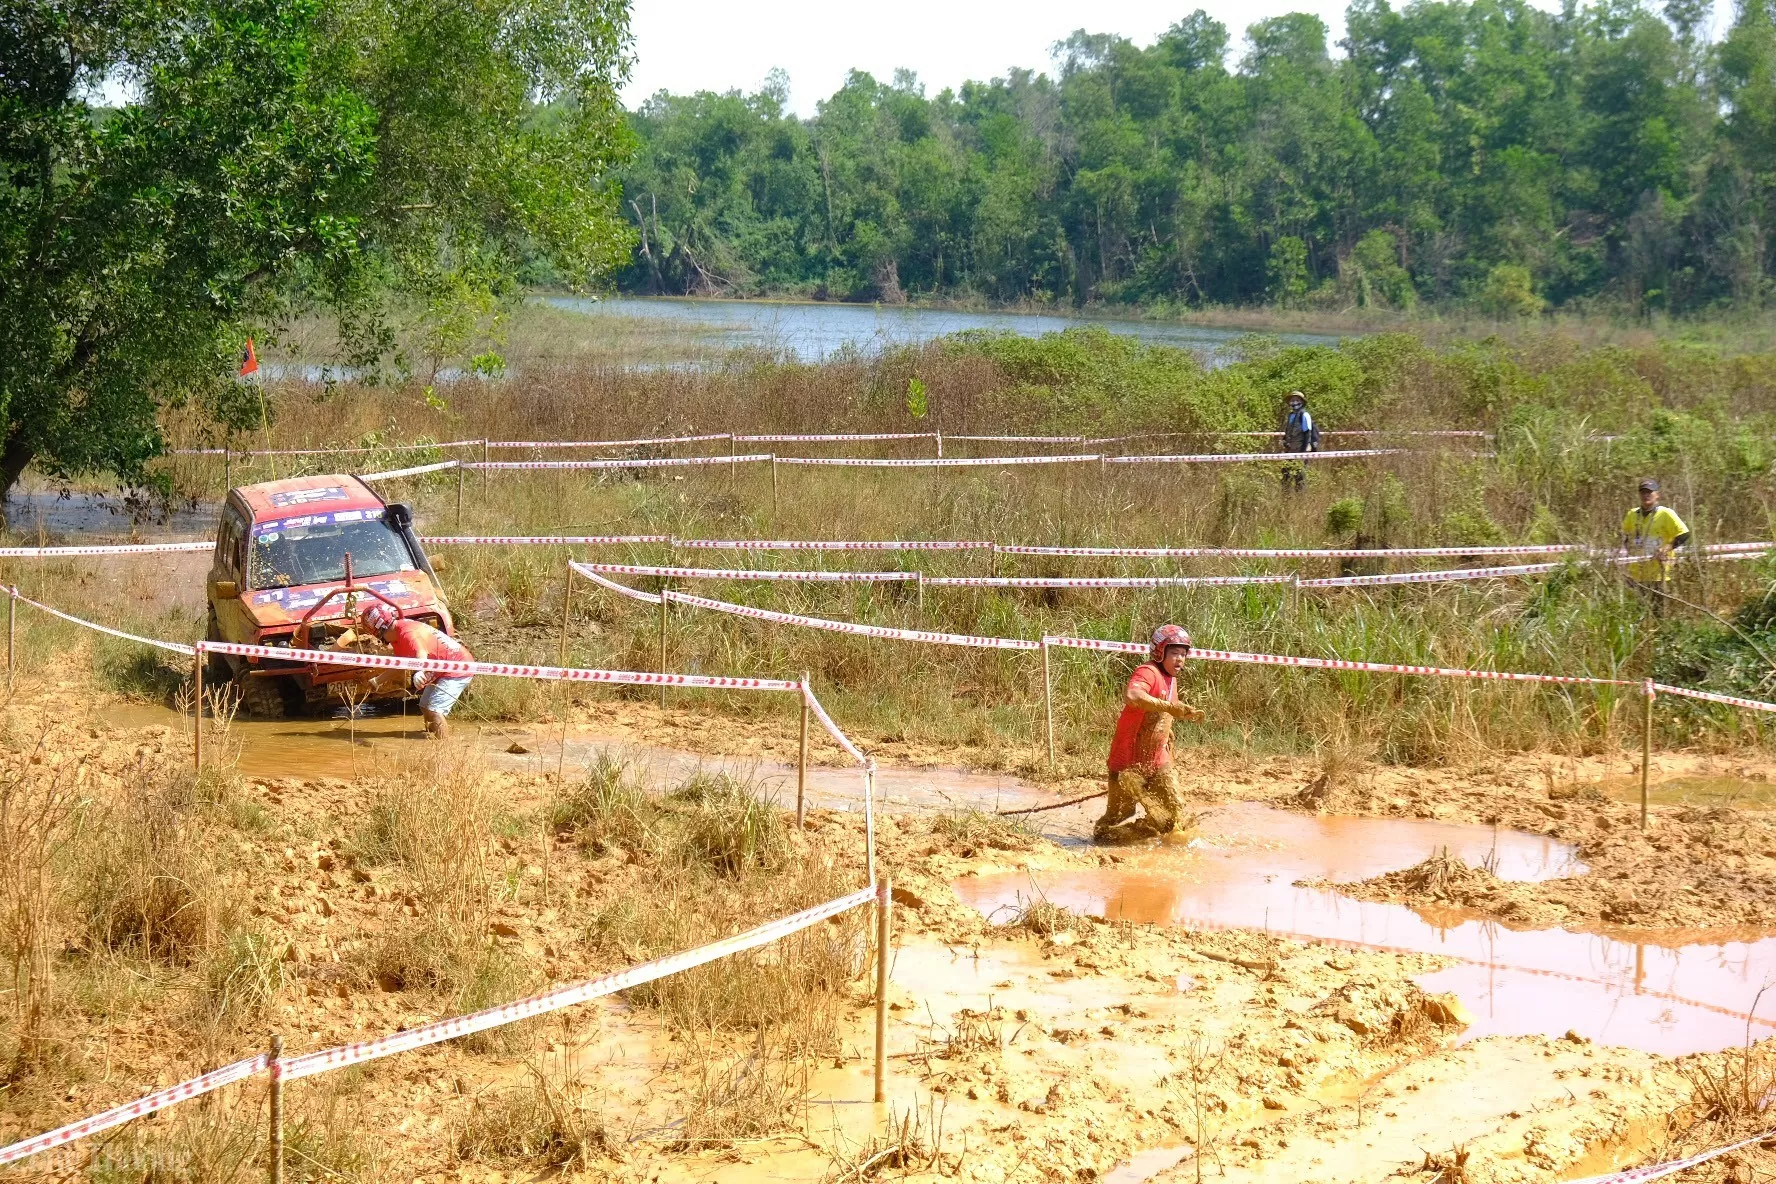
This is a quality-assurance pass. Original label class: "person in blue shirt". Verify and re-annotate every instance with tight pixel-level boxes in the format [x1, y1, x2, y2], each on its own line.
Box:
[1280, 391, 1318, 491]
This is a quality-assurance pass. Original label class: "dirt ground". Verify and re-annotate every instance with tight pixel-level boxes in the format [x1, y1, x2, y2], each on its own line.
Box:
[4, 657, 1776, 1182]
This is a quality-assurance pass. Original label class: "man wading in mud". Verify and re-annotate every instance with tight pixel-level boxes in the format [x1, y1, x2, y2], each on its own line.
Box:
[1095, 625, 1204, 842]
[359, 602, 474, 740]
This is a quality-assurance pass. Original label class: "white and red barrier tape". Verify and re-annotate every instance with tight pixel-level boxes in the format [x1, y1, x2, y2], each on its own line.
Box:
[357, 459, 461, 481]
[0, 541, 214, 557]
[0, 1054, 270, 1165]
[999, 542, 1582, 559]
[571, 564, 663, 605]
[735, 432, 935, 443]
[169, 440, 484, 458]
[1105, 448, 1405, 464]
[421, 535, 673, 547]
[276, 886, 876, 1081]
[662, 589, 1041, 652]
[1300, 561, 1577, 588]
[1654, 682, 1776, 715]
[1567, 1128, 1776, 1183]
[924, 574, 1296, 589]
[486, 433, 734, 449]
[579, 562, 918, 584]
[8, 588, 197, 655]
[0, 590, 884, 1167]
[776, 454, 1099, 468]
[1042, 633, 1631, 687]
[0, 889, 876, 1165]
[469, 454, 773, 471]
[584, 578, 1637, 688]
[198, 637, 801, 690]
[947, 435, 1084, 444]
[674, 538, 994, 552]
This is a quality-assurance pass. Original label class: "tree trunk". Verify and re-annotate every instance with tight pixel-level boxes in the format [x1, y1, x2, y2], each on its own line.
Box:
[1, 434, 36, 523]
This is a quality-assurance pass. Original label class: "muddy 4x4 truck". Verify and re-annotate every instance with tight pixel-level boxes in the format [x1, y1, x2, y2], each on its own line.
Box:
[206, 474, 455, 716]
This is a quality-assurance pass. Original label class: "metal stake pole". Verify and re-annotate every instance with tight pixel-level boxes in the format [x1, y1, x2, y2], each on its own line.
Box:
[455, 461, 465, 529]
[874, 876, 892, 1103]
[916, 571, 925, 616]
[771, 454, 779, 515]
[1641, 678, 1655, 830]
[7, 586, 14, 694]
[797, 678, 810, 829]
[267, 1034, 283, 1184]
[1042, 640, 1056, 772]
[729, 433, 737, 488]
[223, 444, 231, 493]
[934, 432, 943, 458]
[193, 647, 205, 772]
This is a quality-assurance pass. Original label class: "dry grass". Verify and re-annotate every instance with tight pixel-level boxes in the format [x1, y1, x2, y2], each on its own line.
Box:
[74, 755, 227, 964]
[0, 737, 77, 1075]
[454, 1057, 608, 1169]
[994, 890, 1077, 938]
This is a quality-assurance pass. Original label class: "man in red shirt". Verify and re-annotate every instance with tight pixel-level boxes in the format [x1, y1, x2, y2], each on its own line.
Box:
[359, 602, 474, 740]
[1095, 624, 1203, 842]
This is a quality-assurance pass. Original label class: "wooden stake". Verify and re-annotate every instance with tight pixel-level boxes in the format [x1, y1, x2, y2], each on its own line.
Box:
[193, 648, 204, 772]
[1641, 678, 1655, 830]
[658, 587, 669, 710]
[797, 677, 810, 829]
[267, 1034, 283, 1184]
[1042, 640, 1056, 772]
[558, 564, 574, 667]
[874, 877, 892, 1103]
[7, 586, 14, 694]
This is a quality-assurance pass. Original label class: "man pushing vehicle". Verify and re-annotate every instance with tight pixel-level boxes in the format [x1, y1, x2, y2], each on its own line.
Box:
[359, 602, 474, 740]
[1095, 625, 1204, 842]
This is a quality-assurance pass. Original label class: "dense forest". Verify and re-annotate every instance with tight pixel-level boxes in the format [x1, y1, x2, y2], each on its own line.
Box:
[614, 0, 1776, 315]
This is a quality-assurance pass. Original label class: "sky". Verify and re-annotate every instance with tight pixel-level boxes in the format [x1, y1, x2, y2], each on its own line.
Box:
[621, 0, 1737, 117]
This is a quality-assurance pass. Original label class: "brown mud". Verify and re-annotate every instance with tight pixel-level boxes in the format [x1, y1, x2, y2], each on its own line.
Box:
[5, 654, 1776, 1181]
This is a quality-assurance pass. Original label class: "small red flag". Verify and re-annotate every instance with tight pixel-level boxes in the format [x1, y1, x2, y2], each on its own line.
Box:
[239, 338, 259, 377]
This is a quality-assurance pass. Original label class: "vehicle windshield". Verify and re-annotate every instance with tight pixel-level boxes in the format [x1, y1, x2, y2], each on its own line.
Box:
[248, 518, 416, 590]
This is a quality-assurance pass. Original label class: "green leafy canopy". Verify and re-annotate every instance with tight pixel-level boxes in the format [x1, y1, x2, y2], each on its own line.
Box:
[0, 0, 636, 494]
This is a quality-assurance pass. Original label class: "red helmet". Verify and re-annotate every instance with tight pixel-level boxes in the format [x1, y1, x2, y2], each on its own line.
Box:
[1150, 624, 1192, 662]
[359, 602, 399, 635]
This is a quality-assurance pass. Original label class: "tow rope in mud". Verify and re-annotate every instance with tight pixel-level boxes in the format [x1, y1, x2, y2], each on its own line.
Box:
[996, 789, 1108, 816]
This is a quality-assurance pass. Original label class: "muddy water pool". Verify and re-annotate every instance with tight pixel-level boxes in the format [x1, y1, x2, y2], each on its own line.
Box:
[953, 804, 1776, 1056]
[101, 702, 1776, 1055]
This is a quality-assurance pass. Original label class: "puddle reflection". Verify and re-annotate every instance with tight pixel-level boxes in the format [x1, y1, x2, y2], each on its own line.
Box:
[954, 804, 1776, 1056]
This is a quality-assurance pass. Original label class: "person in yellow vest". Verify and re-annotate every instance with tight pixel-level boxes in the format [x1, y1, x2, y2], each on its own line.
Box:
[1621, 479, 1689, 612]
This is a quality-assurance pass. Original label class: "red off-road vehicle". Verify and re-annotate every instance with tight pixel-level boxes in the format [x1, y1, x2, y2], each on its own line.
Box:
[206, 474, 455, 716]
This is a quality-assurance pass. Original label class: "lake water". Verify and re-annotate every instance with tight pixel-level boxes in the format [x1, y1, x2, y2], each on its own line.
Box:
[541, 295, 1341, 365]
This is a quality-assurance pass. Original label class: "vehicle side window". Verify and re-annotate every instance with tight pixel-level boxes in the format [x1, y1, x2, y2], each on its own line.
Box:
[218, 509, 247, 576]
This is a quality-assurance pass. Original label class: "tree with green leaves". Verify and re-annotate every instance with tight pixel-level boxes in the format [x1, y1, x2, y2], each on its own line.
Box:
[0, 0, 634, 498]
[616, 0, 1774, 316]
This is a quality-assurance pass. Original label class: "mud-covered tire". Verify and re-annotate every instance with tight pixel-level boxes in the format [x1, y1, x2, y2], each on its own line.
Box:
[203, 610, 233, 686]
[235, 674, 294, 718]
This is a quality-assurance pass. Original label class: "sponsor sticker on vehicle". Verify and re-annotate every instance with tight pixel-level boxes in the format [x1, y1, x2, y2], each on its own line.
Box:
[266, 486, 352, 509]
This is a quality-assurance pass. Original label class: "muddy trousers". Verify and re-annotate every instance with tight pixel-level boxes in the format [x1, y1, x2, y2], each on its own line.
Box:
[1094, 767, 1182, 841]
[1630, 578, 1669, 617]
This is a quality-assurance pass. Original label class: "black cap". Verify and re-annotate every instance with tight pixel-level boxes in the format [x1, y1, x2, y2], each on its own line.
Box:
[1638, 478, 1660, 492]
